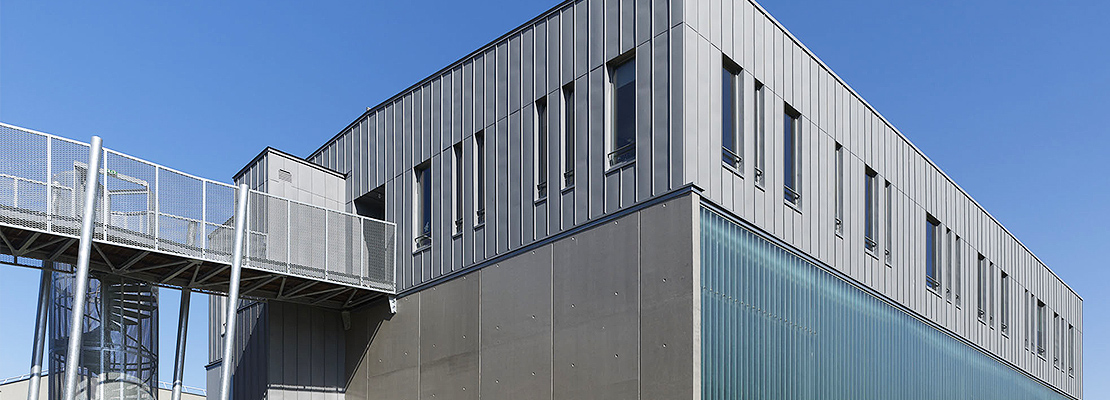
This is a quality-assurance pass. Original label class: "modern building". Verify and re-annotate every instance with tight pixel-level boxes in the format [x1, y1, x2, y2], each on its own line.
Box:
[0, 0, 1082, 399]
[200, 0, 1084, 399]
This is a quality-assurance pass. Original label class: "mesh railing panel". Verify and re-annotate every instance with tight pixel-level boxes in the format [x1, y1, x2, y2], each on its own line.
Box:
[0, 123, 396, 293]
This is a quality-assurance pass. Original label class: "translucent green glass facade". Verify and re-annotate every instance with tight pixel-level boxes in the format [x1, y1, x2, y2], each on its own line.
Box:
[700, 208, 1072, 400]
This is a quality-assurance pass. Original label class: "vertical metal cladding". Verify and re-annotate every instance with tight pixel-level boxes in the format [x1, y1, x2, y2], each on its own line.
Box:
[699, 207, 1073, 400]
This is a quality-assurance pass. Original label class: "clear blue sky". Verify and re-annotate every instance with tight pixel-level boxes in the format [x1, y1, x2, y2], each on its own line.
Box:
[1, 0, 1105, 396]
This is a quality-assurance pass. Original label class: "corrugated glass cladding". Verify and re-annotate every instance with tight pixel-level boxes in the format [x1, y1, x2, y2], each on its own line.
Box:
[700, 207, 1073, 400]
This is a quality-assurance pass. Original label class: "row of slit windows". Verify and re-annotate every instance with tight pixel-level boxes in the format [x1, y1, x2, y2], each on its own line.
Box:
[412, 55, 640, 249]
[924, 213, 1075, 375]
[412, 51, 1077, 379]
[716, 54, 1078, 379]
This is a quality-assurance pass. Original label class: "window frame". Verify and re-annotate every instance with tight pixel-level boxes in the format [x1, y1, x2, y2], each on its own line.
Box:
[753, 80, 766, 187]
[1037, 299, 1046, 358]
[954, 235, 962, 306]
[864, 167, 878, 252]
[452, 142, 464, 236]
[783, 104, 801, 205]
[562, 83, 575, 189]
[606, 55, 636, 168]
[977, 254, 987, 322]
[945, 228, 952, 301]
[1000, 271, 1010, 335]
[721, 59, 743, 171]
[924, 215, 940, 292]
[413, 162, 432, 251]
[1054, 312, 1061, 368]
[474, 131, 486, 227]
[535, 96, 549, 201]
[885, 180, 893, 265]
[834, 143, 844, 236]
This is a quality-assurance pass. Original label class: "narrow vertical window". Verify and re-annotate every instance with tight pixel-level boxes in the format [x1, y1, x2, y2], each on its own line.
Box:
[536, 97, 549, 199]
[1037, 300, 1046, 357]
[783, 105, 800, 204]
[722, 61, 742, 169]
[1068, 324, 1075, 376]
[453, 143, 463, 235]
[1024, 290, 1031, 349]
[1053, 313, 1061, 367]
[562, 83, 575, 188]
[608, 57, 636, 166]
[977, 254, 987, 321]
[754, 81, 766, 185]
[834, 143, 844, 235]
[945, 229, 952, 301]
[954, 235, 962, 306]
[414, 163, 432, 249]
[475, 131, 486, 226]
[885, 181, 893, 264]
[990, 262, 996, 326]
[864, 167, 877, 251]
[925, 216, 939, 290]
[1030, 293, 1036, 352]
[1001, 271, 1010, 334]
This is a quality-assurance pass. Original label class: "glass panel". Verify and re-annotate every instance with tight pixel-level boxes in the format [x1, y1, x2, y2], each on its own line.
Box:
[610, 59, 636, 165]
[563, 85, 575, 186]
[782, 112, 795, 199]
[536, 98, 548, 197]
[701, 208, 1072, 400]
[721, 67, 738, 167]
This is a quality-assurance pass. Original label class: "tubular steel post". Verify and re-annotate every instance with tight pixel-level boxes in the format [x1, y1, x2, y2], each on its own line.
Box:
[62, 135, 103, 400]
[218, 184, 250, 400]
[27, 267, 51, 400]
[171, 290, 191, 400]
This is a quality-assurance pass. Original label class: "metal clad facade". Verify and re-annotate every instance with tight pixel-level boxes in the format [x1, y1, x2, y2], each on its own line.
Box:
[230, 0, 1083, 398]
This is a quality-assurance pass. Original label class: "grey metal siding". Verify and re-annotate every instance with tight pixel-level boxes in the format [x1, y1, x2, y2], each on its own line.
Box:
[282, 0, 1082, 397]
[680, 0, 1082, 396]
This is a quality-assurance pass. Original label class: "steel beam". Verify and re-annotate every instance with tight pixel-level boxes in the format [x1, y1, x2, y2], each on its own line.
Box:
[62, 135, 103, 400]
[218, 184, 250, 400]
[26, 266, 50, 400]
[171, 290, 191, 400]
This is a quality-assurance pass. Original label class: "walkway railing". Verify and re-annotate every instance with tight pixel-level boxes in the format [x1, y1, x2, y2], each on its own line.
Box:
[0, 122, 396, 294]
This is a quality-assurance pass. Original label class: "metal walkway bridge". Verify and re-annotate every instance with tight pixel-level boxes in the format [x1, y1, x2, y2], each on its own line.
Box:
[0, 123, 396, 306]
[0, 122, 396, 400]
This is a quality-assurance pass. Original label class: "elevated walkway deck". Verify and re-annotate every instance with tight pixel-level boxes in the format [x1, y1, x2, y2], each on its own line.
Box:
[0, 122, 396, 309]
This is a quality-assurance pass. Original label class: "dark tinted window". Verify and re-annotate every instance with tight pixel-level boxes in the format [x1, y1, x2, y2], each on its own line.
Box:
[609, 58, 636, 165]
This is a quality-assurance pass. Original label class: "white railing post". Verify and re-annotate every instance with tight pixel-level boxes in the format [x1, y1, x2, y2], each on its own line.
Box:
[46, 137, 52, 232]
[218, 184, 250, 400]
[62, 135, 103, 400]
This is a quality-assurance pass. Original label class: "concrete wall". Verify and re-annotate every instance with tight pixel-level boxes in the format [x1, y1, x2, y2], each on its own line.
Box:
[344, 193, 697, 400]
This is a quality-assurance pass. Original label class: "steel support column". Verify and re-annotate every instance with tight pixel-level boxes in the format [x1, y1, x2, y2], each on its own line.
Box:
[171, 290, 191, 400]
[26, 266, 51, 400]
[217, 184, 250, 400]
[62, 136, 103, 400]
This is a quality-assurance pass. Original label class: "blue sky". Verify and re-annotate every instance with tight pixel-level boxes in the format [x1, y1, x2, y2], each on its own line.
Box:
[1, 0, 1106, 396]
